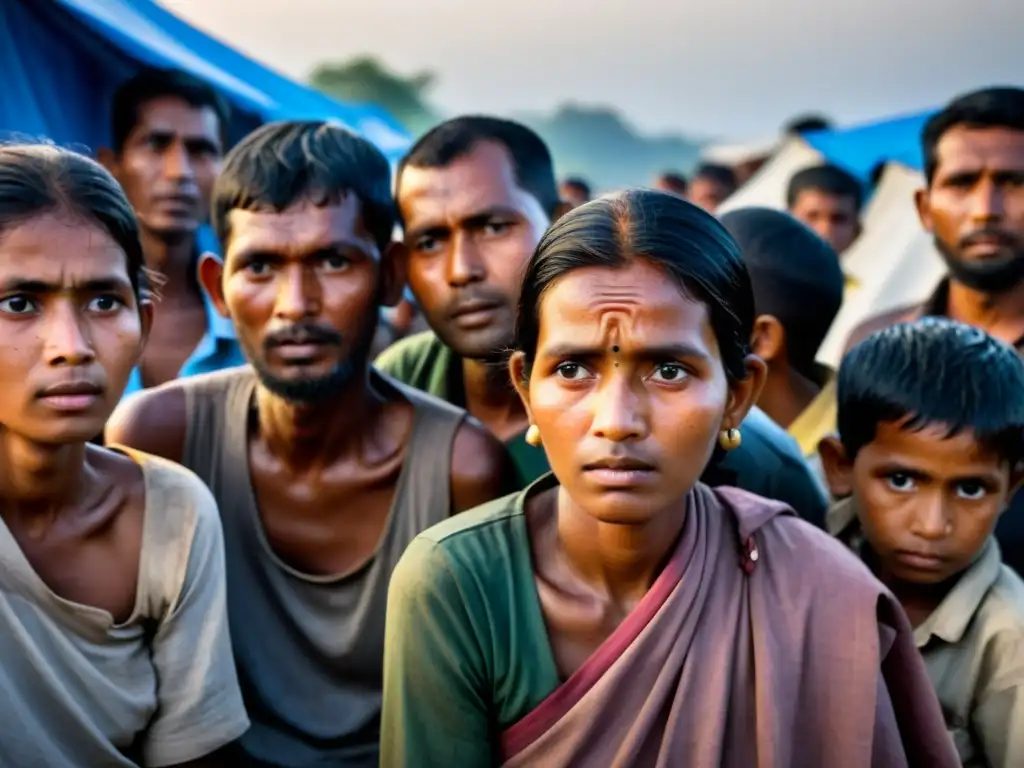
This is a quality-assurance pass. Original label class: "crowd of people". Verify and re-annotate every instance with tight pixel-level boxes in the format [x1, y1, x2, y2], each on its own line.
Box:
[0, 65, 1022, 767]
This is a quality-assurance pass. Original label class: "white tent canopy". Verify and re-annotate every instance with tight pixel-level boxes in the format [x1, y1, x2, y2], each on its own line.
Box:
[716, 137, 824, 213]
[816, 163, 944, 366]
[700, 136, 779, 167]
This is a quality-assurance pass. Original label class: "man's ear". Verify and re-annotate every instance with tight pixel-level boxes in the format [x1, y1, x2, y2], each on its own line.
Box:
[721, 354, 767, 432]
[818, 435, 854, 498]
[380, 241, 408, 309]
[1009, 461, 1024, 497]
[197, 252, 229, 318]
[750, 315, 785, 365]
[508, 351, 535, 423]
[138, 299, 154, 354]
[914, 187, 933, 233]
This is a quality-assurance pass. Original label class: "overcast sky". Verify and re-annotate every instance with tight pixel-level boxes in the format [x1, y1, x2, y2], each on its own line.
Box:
[160, 0, 1024, 140]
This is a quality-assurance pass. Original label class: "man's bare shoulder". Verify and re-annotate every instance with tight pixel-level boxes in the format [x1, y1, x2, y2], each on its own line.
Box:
[449, 416, 517, 514]
[106, 368, 250, 463]
[843, 303, 921, 355]
[106, 385, 188, 463]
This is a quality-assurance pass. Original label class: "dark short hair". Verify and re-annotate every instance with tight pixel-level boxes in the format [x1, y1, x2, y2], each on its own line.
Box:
[212, 120, 396, 252]
[111, 68, 230, 154]
[786, 163, 864, 212]
[693, 163, 738, 195]
[719, 207, 842, 380]
[837, 317, 1024, 464]
[397, 116, 560, 219]
[657, 171, 688, 195]
[922, 87, 1024, 184]
[0, 143, 147, 299]
[785, 114, 832, 135]
[515, 189, 753, 383]
[561, 176, 591, 199]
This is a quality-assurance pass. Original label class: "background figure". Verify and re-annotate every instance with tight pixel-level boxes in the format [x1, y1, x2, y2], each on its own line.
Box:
[720, 207, 844, 487]
[785, 114, 833, 136]
[688, 163, 738, 213]
[653, 171, 688, 196]
[787, 163, 864, 259]
[99, 68, 244, 394]
[560, 176, 592, 209]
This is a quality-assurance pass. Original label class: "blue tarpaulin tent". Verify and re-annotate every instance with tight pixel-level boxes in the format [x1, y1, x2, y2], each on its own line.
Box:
[802, 109, 934, 179]
[0, 0, 411, 161]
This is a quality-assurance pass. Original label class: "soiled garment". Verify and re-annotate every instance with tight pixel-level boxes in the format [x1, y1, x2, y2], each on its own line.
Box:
[0, 450, 248, 767]
[382, 476, 958, 767]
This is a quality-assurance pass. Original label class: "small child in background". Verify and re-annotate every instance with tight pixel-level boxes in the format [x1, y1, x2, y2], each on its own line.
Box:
[819, 317, 1024, 767]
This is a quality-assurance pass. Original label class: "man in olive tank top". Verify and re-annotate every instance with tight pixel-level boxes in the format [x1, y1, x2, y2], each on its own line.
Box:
[107, 121, 515, 767]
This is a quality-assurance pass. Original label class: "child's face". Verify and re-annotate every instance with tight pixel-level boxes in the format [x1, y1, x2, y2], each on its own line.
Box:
[830, 420, 1014, 585]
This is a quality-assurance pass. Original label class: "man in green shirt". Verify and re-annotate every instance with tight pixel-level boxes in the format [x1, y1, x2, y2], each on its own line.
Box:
[376, 116, 827, 523]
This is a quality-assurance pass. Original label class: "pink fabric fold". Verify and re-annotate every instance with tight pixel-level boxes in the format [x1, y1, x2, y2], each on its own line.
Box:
[500, 484, 958, 768]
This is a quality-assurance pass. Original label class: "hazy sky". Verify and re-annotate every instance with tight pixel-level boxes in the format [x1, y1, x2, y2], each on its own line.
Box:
[160, 0, 1023, 141]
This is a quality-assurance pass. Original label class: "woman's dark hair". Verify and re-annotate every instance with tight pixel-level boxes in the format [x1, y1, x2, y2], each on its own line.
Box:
[515, 188, 754, 381]
[0, 143, 147, 298]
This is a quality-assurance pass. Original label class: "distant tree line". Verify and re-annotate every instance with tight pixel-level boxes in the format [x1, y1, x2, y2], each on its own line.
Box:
[308, 56, 702, 190]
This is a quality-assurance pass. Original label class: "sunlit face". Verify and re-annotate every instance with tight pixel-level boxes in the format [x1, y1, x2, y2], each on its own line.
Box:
[513, 258, 759, 524]
[207, 198, 397, 403]
[851, 421, 1012, 586]
[110, 97, 223, 240]
[789, 189, 860, 255]
[688, 176, 731, 213]
[0, 213, 147, 443]
[918, 126, 1024, 265]
[399, 141, 552, 361]
[560, 182, 589, 209]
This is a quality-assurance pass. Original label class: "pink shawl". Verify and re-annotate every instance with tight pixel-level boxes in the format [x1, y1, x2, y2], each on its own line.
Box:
[500, 485, 958, 767]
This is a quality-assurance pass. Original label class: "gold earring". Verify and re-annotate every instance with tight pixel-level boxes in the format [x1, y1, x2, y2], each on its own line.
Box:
[718, 427, 742, 451]
[525, 424, 542, 447]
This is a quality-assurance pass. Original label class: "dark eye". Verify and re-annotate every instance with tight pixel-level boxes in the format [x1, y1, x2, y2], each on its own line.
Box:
[87, 295, 124, 313]
[0, 295, 36, 315]
[322, 254, 350, 272]
[483, 221, 511, 236]
[956, 481, 987, 500]
[554, 362, 591, 381]
[886, 473, 916, 493]
[245, 260, 270, 277]
[415, 235, 439, 254]
[651, 363, 686, 382]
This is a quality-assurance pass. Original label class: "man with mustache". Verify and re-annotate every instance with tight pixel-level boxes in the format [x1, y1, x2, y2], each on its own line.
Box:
[377, 116, 829, 525]
[100, 69, 245, 394]
[844, 86, 1024, 574]
[106, 120, 512, 767]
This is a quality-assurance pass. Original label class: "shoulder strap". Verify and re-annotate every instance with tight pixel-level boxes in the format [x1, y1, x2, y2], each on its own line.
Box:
[383, 371, 466, 527]
[182, 368, 254, 489]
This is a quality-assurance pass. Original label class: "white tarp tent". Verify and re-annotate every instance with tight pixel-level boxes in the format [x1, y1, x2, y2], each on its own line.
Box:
[816, 163, 945, 366]
[715, 137, 824, 213]
[701, 136, 779, 167]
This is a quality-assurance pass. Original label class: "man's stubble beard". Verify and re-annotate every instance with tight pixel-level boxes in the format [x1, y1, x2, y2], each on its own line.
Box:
[934, 236, 1024, 295]
[246, 314, 379, 406]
